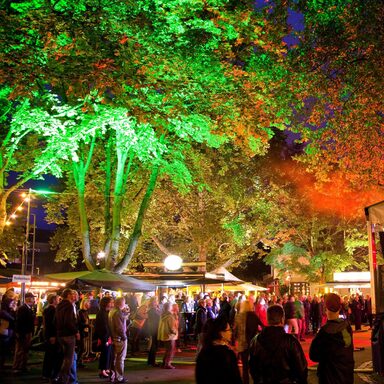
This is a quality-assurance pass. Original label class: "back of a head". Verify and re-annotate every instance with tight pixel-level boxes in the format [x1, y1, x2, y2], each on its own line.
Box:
[47, 294, 57, 305]
[267, 304, 284, 326]
[61, 288, 73, 300]
[162, 301, 171, 313]
[325, 293, 341, 313]
[100, 296, 113, 310]
[114, 297, 125, 308]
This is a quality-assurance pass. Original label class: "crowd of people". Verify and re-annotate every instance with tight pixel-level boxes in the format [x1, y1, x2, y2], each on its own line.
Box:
[0, 287, 372, 384]
[195, 292, 357, 384]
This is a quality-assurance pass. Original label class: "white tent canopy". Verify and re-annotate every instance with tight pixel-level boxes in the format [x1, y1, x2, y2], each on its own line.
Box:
[204, 266, 267, 291]
[205, 266, 243, 282]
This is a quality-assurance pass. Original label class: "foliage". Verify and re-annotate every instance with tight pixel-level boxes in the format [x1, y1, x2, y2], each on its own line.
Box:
[1, 0, 303, 271]
[289, 0, 384, 189]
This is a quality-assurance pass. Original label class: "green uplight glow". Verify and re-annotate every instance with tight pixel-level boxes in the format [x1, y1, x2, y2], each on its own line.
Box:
[31, 189, 56, 195]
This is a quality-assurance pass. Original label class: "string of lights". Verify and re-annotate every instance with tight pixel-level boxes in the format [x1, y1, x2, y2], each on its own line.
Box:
[5, 192, 31, 226]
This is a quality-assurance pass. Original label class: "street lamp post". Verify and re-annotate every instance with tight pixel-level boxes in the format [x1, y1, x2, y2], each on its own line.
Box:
[30, 213, 36, 276]
[21, 188, 31, 303]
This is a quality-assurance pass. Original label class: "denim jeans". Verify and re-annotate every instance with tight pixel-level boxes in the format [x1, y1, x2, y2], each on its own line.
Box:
[58, 336, 76, 384]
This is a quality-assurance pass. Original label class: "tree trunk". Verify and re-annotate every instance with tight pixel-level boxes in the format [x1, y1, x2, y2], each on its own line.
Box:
[114, 164, 159, 273]
[103, 135, 113, 259]
[106, 149, 129, 270]
[0, 192, 7, 236]
[198, 244, 207, 272]
[151, 236, 172, 256]
[77, 187, 96, 271]
[73, 162, 96, 271]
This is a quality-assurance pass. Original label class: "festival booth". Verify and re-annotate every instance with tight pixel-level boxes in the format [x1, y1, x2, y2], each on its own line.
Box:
[46, 269, 156, 292]
[313, 271, 371, 297]
[365, 200, 384, 375]
[0, 268, 66, 296]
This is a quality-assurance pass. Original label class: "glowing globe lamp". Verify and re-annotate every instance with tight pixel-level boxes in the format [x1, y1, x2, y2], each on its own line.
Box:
[164, 255, 183, 271]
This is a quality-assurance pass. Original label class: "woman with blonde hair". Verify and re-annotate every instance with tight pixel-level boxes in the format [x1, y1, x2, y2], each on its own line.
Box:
[77, 298, 91, 368]
[235, 299, 264, 384]
[158, 302, 178, 369]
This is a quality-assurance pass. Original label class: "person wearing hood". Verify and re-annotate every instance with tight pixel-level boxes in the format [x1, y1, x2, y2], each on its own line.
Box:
[309, 293, 354, 384]
[249, 304, 308, 384]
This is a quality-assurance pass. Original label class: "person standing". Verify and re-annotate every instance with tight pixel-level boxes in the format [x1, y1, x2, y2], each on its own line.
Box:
[295, 295, 306, 341]
[196, 317, 242, 384]
[158, 302, 178, 369]
[206, 298, 217, 320]
[13, 292, 36, 373]
[56, 289, 80, 384]
[109, 297, 130, 383]
[310, 293, 354, 384]
[129, 301, 148, 356]
[340, 295, 351, 321]
[350, 295, 363, 331]
[254, 296, 268, 327]
[310, 295, 321, 334]
[36, 293, 47, 335]
[42, 294, 62, 381]
[249, 305, 308, 384]
[195, 299, 207, 354]
[365, 294, 373, 329]
[284, 295, 298, 337]
[303, 296, 311, 335]
[77, 298, 90, 368]
[234, 299, 264, 384]
[0, 295, 16, 372]
[146, 297, 161, 367]
[95, 296, 113, 379]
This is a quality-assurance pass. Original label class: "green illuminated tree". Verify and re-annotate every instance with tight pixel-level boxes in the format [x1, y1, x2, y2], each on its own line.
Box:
[3, 0, 303, 272]
[0, 87, 68, 237]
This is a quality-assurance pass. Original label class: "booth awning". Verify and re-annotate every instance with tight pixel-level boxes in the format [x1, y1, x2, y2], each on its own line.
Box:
[46, 270, 156, 292]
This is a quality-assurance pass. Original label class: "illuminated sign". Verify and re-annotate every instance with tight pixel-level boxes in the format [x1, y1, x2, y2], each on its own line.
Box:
[333, 272, 370, 282]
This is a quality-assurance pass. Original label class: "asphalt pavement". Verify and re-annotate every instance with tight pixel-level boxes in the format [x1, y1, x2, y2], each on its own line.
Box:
[1, 325, 384, 384]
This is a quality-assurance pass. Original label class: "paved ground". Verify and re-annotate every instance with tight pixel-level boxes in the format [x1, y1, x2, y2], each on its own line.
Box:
[1, 325, 384, 384]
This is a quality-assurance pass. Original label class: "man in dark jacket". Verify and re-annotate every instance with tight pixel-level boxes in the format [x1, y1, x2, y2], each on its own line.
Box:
[195, 299, 207, 353]
[284, 295, 298, 337]
[146, 297, 161, 367]
[12, 292, 36, 373]
[309, 293, 354, 384]
[42, 293, 62, 381]
[249, 304, 308, 384]
[56, 289, 79, 384]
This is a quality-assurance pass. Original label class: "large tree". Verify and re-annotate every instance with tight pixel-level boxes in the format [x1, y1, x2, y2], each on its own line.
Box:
[3, 1, 303, 271]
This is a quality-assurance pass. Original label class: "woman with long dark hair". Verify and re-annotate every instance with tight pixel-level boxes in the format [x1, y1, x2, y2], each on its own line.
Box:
[95, 296, 114, 378]
[196, 316, 242, 384]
